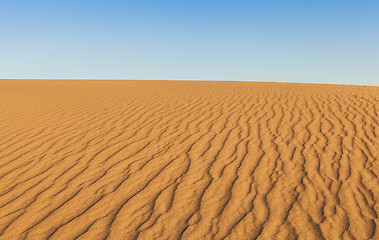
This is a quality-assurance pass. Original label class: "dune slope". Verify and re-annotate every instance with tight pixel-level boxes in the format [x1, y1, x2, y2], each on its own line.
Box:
[0, 80, 378, 239]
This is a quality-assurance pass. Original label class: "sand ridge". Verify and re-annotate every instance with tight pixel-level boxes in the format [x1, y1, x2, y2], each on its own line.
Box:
[0, 80, 378, 239]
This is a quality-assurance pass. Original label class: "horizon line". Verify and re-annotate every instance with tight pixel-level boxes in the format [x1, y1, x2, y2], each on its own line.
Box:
[0, 78, 377, 87]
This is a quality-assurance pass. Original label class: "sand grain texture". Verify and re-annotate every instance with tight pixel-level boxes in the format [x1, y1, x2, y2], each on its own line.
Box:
[0, 80, 378, 239]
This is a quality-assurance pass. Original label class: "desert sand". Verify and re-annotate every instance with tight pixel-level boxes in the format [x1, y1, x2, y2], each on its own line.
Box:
[0, 80, 378, 239]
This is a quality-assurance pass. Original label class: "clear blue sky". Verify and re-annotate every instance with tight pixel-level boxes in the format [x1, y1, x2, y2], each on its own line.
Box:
[1, 0, 378, 85]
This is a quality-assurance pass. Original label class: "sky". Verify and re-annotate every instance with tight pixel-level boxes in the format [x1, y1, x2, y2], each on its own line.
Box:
[0, 0, 378, 85]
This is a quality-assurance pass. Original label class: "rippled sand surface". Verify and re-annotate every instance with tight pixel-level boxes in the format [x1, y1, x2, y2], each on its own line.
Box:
[0, 80, 378, 239]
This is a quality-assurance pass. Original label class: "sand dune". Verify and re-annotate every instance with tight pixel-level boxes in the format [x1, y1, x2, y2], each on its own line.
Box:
[0, 80, 378, 239]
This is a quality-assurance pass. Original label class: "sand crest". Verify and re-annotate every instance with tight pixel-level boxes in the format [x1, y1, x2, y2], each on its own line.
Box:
[0, 80, 378, 239]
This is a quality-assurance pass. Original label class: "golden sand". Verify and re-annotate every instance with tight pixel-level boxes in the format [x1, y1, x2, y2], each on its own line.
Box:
[0, 80, 378, 239]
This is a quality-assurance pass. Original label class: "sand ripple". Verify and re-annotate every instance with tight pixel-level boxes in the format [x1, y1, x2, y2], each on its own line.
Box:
[0, 80, 378, 239]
